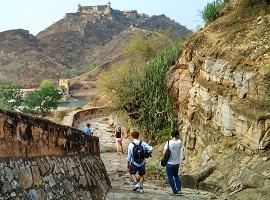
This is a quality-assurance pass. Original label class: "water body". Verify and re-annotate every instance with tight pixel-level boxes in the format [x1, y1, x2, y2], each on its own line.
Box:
[58, 96, 88, 108]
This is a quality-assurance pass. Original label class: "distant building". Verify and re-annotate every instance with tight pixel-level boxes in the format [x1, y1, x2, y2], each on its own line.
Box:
[59, 79, 70, 94]
[123, 10, 138, 18]
[77, 1, 111, 16]
[64, 1, 148, 21]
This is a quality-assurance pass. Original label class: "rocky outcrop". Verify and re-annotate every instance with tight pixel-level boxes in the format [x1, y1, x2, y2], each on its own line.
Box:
[167, 2, 270, 199]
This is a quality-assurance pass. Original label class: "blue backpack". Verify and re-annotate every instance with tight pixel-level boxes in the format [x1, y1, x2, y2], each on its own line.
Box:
[132, 141, 145, 164]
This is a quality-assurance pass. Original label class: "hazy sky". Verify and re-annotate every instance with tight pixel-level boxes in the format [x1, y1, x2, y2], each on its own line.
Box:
[0, 0, 212, 35]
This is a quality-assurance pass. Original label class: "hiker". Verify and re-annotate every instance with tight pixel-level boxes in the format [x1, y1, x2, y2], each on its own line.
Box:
[163, 130, 183, 196]
[127, 131, 153, 194]
[82, 123, 93, 136]
[115, 127, 124, 155]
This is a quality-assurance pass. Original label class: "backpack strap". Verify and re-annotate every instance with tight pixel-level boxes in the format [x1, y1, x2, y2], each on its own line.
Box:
[167, 140, 170, 150]
[132, 141, 142, 146]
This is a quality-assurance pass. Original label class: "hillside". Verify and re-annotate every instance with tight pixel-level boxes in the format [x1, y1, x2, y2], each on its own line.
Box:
[0, 3, 191, 88]
[166, 0, 270, 198]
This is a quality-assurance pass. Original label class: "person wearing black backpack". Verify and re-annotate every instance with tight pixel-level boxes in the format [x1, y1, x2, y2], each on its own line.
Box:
[163, 130, 183, 196]
[127, 131, 153, 194]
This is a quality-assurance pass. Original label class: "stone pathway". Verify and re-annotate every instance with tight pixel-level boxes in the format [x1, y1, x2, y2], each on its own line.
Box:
[78, 116, 217, 200]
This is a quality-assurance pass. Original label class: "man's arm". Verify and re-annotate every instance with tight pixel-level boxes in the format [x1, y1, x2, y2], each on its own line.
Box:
[143, 142, 153, 153]
[163, 141, 168, 155]
[127, 144, 132, 169]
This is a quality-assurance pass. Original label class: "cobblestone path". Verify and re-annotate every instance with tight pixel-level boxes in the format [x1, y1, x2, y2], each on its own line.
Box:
[78, 116, 217, 200]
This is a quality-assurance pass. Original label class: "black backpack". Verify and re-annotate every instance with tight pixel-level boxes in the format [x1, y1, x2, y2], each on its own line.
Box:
[132, 141, 145, 164]
[161, 141, 171, 167]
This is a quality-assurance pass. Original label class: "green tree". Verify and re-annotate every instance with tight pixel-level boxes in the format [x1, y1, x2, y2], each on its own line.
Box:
[0, 81, 23, 111]
[23, 80, 63, 117]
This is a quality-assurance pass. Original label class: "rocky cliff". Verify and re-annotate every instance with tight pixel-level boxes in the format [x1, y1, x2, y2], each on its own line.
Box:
[0, 4, 191, 88]
[167, 1, 270, 199]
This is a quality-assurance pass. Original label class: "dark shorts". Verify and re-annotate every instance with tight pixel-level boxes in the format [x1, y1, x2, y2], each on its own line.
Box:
[129, 163, 146, 176]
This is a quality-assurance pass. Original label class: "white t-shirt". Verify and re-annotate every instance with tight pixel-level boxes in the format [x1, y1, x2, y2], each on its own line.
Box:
[164, 139, 183, 165]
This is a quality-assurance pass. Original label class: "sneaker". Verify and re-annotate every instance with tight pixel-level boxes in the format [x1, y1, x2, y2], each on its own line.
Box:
[169, 192, 181, 196]
[139, 187, 144, 194]
[178, 191, 183, 195]
[132, 182, 139, 191]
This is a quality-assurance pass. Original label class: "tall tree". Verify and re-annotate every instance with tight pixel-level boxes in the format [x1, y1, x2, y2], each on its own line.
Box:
[0, 81, 23, 111]
[23, 80, 63, 117]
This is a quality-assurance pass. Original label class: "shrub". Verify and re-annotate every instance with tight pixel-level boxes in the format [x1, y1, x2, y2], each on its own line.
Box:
[135, 44, 180, 138]
[146, 158, 167, 179]
[201, 0, 226, 23]
[98, 34, 179, 139]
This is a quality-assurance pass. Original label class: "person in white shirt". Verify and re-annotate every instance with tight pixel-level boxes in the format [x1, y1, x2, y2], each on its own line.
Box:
[127, 131, 153, 194]
[163, 130, 183, 196]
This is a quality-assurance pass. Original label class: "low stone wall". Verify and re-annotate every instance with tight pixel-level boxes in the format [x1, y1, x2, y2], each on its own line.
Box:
[0, 109, 99, 158]
[0, 155, 110, 200]
[72, 107, 107, 127]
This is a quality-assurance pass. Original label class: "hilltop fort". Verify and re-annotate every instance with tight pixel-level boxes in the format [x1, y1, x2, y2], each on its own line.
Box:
[65, 2, 148, 20]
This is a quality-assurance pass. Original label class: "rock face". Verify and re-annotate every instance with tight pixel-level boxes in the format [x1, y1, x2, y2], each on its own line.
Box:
[0, 3, 191, 87]
[167, 2, 270, 199]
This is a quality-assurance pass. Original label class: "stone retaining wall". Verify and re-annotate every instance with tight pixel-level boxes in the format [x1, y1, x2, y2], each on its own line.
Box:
[72, 107, 107, 127]
[0, 109, 99, 158]
[0, 155, 110, 200]
[0, 108, 111, 199]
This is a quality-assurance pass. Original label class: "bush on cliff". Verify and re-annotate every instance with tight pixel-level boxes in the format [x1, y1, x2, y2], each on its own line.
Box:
[201, 0, 226, 23]
[98, 35, 180, 139]
[135, 44, 180, 138]
[98, 33, 171, 109]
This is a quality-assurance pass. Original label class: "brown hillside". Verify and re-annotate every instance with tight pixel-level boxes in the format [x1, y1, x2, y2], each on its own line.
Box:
[0, 4, 191, 88]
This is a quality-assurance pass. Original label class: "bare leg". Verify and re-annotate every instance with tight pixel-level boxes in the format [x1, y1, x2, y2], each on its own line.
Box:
[120, 142, 124, 153]
[116, 142, 120, 155]
[131, 174, 138, 183]
[139, 176, 144, 187]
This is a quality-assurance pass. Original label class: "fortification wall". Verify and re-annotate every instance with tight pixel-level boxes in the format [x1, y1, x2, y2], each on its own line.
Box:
[0, 109, 111, 199]
[72, 107, 108, 127]
[0, 109, 99, 158]
[0, 155, 110, 199]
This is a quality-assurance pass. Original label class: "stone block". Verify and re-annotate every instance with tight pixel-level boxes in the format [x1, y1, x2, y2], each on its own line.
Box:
[19, 166, 33, 189]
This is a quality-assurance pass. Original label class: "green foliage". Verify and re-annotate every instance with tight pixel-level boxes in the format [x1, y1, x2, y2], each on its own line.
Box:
[146, 157, 167, 179]
[98, 33, 179, 139]
[201, 0, 226, 23]
[135, 44, 180, 138]
[123, 34, 172, 66]
[23, 80, 63, 117]
[0, 81, 23, 111]
[155, 128, 172, 143]
[98, 33, 171, 105]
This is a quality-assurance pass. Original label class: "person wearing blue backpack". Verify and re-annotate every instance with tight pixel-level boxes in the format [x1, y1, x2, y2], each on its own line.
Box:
[127, 131, 153, 194]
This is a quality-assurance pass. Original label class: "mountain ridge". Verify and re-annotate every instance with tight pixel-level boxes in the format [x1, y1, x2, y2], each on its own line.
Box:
[0, 3, 191, 87]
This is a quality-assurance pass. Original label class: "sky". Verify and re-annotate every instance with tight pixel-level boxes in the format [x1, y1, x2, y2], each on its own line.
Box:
[0, 0, 212, 35]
